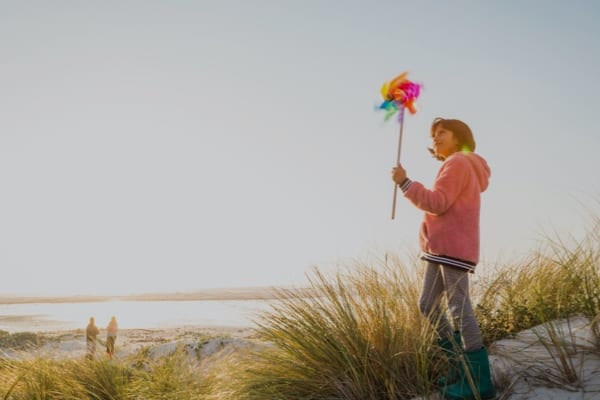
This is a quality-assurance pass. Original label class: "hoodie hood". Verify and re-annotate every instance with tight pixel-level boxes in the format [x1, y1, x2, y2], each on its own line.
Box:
[463, 152, 490, 192]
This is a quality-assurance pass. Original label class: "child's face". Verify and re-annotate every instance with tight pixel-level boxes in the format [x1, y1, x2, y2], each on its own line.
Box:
[431, 126, 460, 158]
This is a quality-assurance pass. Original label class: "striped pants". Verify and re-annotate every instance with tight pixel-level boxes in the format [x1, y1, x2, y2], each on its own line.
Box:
[419, 261, 483, 351]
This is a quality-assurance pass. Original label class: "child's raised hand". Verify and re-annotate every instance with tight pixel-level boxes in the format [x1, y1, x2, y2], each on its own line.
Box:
[391, 164, 407, 185]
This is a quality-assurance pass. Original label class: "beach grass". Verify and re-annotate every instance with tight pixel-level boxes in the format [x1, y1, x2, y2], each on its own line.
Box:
[228, 260, 441, 400]
[0, 353, 209, 400]
[0, 331, 44, 351]
[1, 218, 600, 399]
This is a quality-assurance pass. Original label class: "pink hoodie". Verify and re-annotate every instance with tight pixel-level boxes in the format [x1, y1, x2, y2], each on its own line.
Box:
[400, 152, 490, 271]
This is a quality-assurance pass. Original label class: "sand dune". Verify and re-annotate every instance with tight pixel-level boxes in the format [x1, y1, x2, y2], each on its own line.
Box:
[0, 325, 260, 361]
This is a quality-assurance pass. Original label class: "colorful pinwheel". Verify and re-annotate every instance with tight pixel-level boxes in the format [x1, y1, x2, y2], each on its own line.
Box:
[377, 71, 422, 219]
[378, 72, 422, 122]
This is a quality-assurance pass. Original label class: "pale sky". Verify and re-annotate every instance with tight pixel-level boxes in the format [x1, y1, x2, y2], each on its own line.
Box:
[1, 1, 599, 296]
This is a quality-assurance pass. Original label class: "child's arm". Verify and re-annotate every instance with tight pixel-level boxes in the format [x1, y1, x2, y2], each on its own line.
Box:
[401, 156, 469, 215]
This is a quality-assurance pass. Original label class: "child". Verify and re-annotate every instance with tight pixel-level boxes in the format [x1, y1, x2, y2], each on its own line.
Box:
[85, 316, 100, 359]
[391, 118, 495, 400]
[106, 316, 118, 360]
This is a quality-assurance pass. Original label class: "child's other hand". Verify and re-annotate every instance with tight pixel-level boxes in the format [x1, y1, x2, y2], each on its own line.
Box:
[391, 164, 407, 185]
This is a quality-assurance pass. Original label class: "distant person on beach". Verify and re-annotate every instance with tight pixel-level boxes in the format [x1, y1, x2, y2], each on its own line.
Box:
[85, 316, 100, 359]
[391, 118, 495, 400]
[106, 316, 118, 359]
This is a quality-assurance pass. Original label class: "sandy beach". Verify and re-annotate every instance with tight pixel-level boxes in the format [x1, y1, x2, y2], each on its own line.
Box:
[0, 325, 262, 363]
[0, 288, 270, 362]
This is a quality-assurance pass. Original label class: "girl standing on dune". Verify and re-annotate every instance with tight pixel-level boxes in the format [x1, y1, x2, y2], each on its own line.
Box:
[391, 118, 495, 400]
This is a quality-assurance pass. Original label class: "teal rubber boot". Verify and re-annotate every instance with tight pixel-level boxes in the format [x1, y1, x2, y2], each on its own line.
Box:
[437, 331, 463, 387]
[444, 347, 496, 400]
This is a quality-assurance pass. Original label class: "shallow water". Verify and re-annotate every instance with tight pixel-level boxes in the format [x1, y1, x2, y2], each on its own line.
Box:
[0, 299, 272, 332]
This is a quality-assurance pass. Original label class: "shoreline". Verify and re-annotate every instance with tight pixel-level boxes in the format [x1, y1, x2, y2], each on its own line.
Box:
[0, 325, 260, 361]
[0, 292, 277, 334]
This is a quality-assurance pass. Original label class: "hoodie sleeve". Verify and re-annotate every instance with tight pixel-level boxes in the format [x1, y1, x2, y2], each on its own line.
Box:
[400, 155, 470, 215]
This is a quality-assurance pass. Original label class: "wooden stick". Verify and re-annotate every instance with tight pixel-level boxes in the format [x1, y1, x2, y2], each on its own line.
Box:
[391, 107, 405, 219]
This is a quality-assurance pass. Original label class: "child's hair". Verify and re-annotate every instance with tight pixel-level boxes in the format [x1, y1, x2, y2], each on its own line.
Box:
[428, 117, 476, 161]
